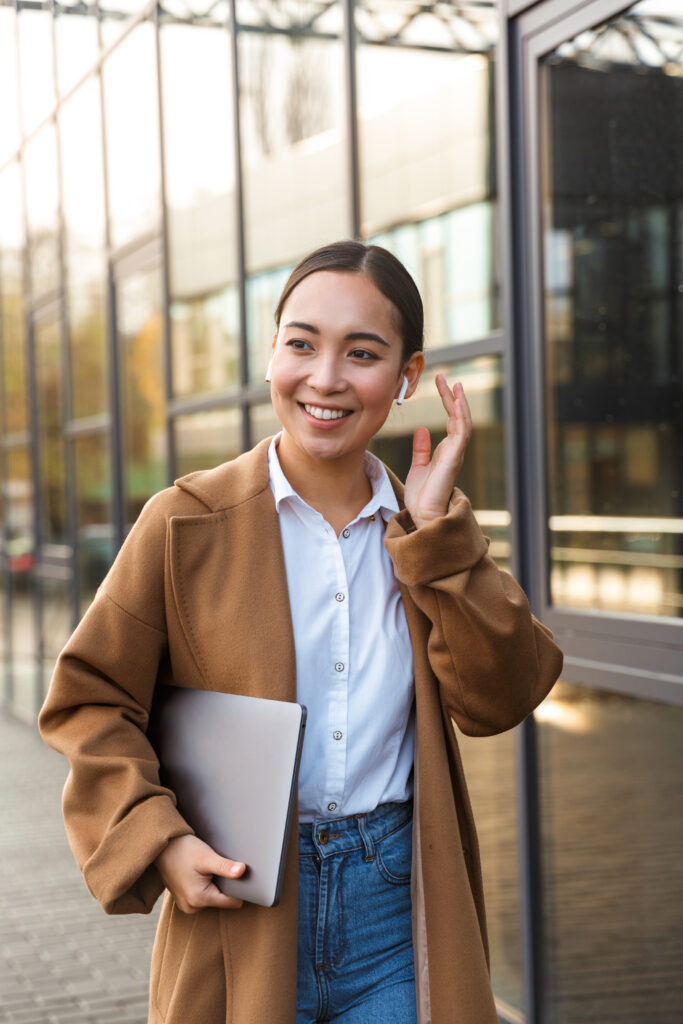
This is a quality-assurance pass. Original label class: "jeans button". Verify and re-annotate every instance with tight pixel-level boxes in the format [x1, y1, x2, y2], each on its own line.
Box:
[318, 829, 329, 845]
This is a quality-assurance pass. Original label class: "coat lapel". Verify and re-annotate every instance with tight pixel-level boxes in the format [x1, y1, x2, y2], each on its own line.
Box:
[168, 440, 297, 703]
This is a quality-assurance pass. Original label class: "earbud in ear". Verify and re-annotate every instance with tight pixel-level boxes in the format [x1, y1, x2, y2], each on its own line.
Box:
[265, 357, 273, 383]
[396, 375, 409, 405]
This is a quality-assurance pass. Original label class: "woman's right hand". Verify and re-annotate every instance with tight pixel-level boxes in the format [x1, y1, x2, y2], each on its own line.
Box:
[155, 834, 246, 914]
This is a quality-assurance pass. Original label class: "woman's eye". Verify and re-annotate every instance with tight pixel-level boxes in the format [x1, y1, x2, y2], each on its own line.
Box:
[286, 339, 312, 351]
[349, 348, 377, 361]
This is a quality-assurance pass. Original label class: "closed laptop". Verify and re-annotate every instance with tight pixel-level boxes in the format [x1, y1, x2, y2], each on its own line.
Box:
[148, 685, 307, 908]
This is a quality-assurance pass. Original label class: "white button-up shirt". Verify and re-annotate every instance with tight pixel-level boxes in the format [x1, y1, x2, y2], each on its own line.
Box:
[268, 437, 415, 822]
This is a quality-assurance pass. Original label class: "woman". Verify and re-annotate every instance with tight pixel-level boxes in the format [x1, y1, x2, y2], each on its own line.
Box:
[39, 240, 563, 1024]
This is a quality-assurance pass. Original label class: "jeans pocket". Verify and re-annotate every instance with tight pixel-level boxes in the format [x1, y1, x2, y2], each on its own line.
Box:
[375, 817, 413, 886]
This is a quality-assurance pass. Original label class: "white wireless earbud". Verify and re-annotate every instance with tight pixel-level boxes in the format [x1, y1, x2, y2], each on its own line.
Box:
[396, 375, 409, 405]
[265, 357, 273, 383]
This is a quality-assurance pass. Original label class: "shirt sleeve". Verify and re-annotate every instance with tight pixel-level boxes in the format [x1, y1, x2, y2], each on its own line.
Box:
[383, 488, 563, 737]
[38, 489, 194, 915]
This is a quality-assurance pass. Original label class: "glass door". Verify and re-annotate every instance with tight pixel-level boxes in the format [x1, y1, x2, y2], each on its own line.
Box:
[512, 4, 683, 1023]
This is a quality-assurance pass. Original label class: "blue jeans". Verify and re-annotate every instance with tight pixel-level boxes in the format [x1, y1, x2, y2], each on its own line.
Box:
[297, 800, 417, 1023]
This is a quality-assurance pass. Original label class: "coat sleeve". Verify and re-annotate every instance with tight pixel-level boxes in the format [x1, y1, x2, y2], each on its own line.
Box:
[38, 489, 194, 915]
[384, 489, 563, 737]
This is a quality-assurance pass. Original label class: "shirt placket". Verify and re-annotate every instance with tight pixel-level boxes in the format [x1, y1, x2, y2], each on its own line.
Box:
[324, 525, 350, 816]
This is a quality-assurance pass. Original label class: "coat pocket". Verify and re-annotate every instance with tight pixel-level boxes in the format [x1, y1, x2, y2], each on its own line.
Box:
[150, 893, 226, 1024]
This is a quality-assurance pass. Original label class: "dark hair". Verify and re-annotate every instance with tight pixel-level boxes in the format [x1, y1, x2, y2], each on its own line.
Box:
[274, 240, 424, 363]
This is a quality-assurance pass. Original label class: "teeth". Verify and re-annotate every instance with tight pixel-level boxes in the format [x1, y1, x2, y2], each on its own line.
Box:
[304, 404, 349, 421]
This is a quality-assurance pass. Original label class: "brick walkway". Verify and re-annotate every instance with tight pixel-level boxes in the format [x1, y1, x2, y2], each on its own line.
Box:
[0, 710, 159, 1024]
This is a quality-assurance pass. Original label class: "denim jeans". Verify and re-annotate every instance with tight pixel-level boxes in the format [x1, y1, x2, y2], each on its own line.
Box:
[297, 800, 417, 1023]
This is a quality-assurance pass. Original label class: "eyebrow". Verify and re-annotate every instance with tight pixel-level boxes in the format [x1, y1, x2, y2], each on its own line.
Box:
[283, 320, 390, 348]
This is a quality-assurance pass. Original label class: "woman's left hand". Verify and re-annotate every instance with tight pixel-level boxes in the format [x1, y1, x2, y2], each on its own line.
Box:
[403, 375, 472, 530]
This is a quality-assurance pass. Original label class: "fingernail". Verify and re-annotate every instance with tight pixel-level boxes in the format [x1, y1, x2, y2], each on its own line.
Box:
[230, 863, 243, 876]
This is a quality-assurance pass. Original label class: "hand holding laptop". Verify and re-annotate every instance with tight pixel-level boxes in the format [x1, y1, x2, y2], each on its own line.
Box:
[155, 835, 246, 914]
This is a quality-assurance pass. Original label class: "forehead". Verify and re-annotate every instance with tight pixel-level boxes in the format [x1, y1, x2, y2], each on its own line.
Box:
[280, 270, 401, 339]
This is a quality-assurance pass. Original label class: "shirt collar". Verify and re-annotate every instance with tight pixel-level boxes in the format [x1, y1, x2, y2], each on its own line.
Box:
[267, 434, 399, 524]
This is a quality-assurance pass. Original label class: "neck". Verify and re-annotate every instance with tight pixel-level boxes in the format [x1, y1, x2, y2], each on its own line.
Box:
[275, 433, 373, 533]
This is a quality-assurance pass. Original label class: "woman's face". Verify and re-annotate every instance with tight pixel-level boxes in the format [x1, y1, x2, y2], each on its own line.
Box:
[269, 270, 422, 467]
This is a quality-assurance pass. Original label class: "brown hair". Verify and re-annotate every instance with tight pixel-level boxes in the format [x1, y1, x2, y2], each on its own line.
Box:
[274, 240, 424, 363]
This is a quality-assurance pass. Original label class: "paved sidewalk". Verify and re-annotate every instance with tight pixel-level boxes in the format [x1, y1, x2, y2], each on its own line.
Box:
[0, 709, 159, 1024]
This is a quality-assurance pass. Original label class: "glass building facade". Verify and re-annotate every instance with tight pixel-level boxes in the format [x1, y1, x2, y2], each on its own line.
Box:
[0, 1, 680, 1021]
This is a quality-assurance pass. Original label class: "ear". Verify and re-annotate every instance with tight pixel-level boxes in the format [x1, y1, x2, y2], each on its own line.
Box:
[271, 331, 278, 352]
[395, 351, 425, 402]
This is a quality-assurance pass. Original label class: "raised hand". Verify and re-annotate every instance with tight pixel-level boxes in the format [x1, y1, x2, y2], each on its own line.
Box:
[403, 375, 472, 530]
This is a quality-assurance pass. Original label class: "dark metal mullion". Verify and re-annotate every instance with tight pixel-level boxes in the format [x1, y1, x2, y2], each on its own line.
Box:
[502, 7, 547, 1023]
[341, 0, 360, 239]
[14, 4, 45, 717]
[228, 0, 251, 454]
[96, 12, 126, 552]
[154, 1, 176, 483]
[51, 0, 81, 630]
[0, 254, 11, 708]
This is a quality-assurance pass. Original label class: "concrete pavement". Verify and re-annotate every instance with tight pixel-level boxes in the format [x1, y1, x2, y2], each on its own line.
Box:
[0, 709, 159, 1024]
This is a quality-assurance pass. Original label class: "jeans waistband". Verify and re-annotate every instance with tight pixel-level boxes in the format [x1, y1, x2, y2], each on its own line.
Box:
[298, 799, 413, 860]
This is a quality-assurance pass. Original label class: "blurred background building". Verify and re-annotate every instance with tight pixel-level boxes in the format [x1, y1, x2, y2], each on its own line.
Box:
[0, 0, 681, 1021]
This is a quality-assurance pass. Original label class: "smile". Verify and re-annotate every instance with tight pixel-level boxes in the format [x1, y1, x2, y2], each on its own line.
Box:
[302, 404, 352, 421]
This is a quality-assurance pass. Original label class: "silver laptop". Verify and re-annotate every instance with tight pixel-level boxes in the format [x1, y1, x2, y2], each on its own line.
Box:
[148, 686, 307, 908]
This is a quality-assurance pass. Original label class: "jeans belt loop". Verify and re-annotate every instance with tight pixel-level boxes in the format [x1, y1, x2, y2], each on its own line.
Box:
[357, 814, 376, 861]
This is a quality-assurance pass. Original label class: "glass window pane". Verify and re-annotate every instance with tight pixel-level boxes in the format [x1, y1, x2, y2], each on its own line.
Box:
[35, 316, 67, 546]
[541, 2, 683, 619]
[116, 266, 167, 526]
[55, 2, 99, 96]
[0, 7, 20, 164]
[160, 20, 241, 396]
[0, 161, 29, 435]
[17, 8, 56, 136]
[103, 22, 162, 249]
[24, 124, 61, 297]
[40, 576, 73, 703]
[458, 728, 521, 1014]
[371, 357, 510, 570]
[236, 1, 348, 381]
[250, 400, 281, 446]
[174, 407, 242, 477]
[170, 291, 240, 399]
[60, 78, 109, 419]
[6, 446, 38, 719]
[75, 432, 114, 614]
[357, 1, 499, 348]
[537, 681, 683, 1024]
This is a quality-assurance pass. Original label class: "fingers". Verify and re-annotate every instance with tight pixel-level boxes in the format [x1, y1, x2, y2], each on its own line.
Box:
[435, 375, 472, 440]
[156, 835, 246, 915]
[410, 426, 431, 469]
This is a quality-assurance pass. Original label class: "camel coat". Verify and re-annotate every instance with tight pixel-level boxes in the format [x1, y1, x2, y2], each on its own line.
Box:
[39, 437, 563, 1024]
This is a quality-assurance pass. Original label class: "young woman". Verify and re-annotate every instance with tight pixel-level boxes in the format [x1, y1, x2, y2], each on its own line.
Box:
[39, 240, 563, 1024]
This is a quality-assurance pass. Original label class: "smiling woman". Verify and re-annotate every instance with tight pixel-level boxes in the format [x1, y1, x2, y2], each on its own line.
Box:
[39, 239, 563, 1024]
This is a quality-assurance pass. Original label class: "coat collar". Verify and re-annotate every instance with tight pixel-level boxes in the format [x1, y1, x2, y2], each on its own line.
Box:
[173, 435, 406, 514]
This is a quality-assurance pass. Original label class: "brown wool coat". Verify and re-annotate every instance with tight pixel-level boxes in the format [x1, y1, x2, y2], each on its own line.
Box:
[39, 437, 563, 1024]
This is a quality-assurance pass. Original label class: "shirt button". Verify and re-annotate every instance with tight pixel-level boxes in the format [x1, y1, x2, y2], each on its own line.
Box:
[335, 592, 345, 602]
[333, 730, 343, 740]
[334, 662, 344, 672]
[342, 528, 350, 538]
[327, 802, 337, 812]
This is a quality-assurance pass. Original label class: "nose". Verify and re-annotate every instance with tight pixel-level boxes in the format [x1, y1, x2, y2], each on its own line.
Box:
[308, 352, 347, 394]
